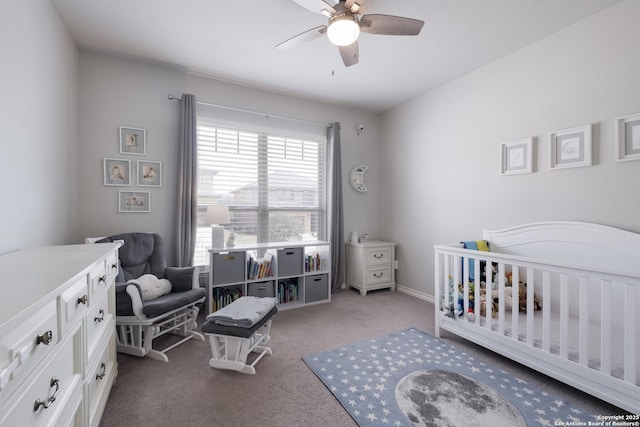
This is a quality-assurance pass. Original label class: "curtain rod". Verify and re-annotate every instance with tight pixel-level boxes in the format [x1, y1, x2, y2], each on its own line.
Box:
[168, 94, 330, 128]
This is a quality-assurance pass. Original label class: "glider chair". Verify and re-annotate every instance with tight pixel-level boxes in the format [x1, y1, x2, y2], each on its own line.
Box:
[95, 232, 206, 362]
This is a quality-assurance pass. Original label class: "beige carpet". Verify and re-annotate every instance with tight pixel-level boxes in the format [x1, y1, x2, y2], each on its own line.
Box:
[99, 289, 625, 427]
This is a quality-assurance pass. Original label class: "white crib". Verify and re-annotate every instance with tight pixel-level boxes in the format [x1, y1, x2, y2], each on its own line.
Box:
[434, 221, 639, 413]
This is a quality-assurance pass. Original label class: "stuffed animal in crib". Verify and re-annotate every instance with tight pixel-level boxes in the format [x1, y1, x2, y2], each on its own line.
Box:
[454, 282, 475, 320]
[481, 283, 541, 317]
[479, 261, 498, 289]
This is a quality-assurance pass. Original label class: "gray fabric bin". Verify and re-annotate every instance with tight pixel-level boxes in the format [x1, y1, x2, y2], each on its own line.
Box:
[247, 281, 276, 298]
[277, 247, 303, 276]
[305, 274, 328, 303]
[212, 252, 245, 285]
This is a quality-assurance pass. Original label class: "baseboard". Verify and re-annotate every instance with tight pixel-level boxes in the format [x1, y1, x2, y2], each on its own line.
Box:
[395, 284, 434, 304]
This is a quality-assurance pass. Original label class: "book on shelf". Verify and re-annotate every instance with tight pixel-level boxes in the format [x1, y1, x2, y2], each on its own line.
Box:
[212, 286, 242, 312]
[304, 252, 326, 273]
[247, 253, 273, 280]
[278, 278, 299, 304]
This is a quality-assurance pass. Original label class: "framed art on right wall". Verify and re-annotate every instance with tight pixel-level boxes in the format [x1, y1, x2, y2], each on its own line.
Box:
[615, 113, 640, 162]
[549, 124, 592, 170]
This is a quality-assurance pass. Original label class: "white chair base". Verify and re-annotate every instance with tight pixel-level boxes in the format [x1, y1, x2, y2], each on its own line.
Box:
[116, 302, 204, 362]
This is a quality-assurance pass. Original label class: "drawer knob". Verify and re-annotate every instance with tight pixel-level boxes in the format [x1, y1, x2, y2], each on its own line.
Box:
[98, 275, 106, 284]
[374, 253, 384, 259]
[36, 330, 53, 346]
[33, 377, 59, 412]
[111, 263, 118, 270]
[373, 272, 384, 278]
[77, 295, 88, 305]
[96, 363, 106, 381]
[94, 309, 105, 323]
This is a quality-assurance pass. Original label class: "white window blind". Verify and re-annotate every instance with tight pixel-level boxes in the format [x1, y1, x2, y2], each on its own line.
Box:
[194, 120, 327, 266]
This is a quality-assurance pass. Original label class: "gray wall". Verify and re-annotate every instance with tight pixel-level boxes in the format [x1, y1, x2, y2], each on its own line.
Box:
[77, 53, 380, 266]
[379, 0, 640, 300]
[0, 1, 79, 254]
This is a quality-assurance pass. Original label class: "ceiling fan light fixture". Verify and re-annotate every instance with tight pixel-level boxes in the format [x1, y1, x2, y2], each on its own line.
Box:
[327, 14, 360, 46]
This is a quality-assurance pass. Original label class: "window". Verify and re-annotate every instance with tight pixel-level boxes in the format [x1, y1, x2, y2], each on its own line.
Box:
[193, 121, 327, 266]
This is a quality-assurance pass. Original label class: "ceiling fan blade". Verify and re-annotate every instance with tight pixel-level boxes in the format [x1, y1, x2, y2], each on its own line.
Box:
[345, 0, 372, 14]
[338, 41, 359, 67]
[276, 25, 327, 50]
[359, 14, 424, 36]
[291, 0, 336, 16]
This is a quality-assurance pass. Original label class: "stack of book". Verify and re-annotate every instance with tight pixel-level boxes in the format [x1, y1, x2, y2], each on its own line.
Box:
[212, 287, 242, 312]
[278, 279, 298, 304]
[247, 254, 273, 280]
[304, 252, 325, 272]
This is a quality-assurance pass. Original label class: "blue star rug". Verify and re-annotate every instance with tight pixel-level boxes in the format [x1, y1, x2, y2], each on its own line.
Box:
[302, 327, 594, 426]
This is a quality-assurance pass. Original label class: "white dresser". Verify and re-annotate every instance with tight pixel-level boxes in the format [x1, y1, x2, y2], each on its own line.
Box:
[0, 243, 120, 427]
[346, 240, 397, 296]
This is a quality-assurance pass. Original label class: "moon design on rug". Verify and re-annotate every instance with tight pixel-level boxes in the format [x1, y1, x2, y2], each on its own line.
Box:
[395, 370, 526, 426]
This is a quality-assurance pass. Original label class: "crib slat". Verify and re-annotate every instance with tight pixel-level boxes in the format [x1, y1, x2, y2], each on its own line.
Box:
[578, 276, 589, 367]
[560, 274, 569, 359]
[485, 261, 492, 330]
[512, 267, 519, 341]
[526, 268, 534, 346]
[624, 282, 636, 384]
[462, 258, 470, 318]
[473, 258, 480, 325]
[453, 256, 460, 315]
[442, 254, 449, 318]
[498, 263, 505, 334]
[600, 280, 611, 375]
[542, 271, 551, 352]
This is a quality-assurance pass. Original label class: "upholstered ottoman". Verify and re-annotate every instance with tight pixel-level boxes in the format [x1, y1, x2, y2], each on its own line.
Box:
[201, 297, 277, 374]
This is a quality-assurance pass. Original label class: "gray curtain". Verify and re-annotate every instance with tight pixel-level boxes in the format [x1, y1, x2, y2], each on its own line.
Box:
[328, 122, 344, 291]
[176, 94, 198, 267]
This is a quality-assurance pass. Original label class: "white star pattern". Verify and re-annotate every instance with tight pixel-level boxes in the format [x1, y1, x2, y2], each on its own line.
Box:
[303, 328, 592, 427]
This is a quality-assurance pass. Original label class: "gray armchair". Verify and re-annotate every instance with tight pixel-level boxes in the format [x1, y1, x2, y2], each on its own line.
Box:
[97, 232, 206, 362]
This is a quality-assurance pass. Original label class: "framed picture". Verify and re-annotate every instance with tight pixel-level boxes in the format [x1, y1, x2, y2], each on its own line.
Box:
[137, 160, 162, 187]
[615, 113, 640, 162]
[549, 124, 592, 170]
[118, 191, 150, 213]
[500, 137, 533, 175]
[103, 158, 131, 186]
[119, 126, 146, 155]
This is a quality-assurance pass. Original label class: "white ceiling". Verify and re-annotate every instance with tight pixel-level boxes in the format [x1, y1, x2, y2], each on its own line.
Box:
[50, 0, 621, 114]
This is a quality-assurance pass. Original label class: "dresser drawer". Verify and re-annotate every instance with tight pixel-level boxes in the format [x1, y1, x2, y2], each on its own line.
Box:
[87, 334, 116, 427]
[366, 266, 393, 285]
[59, 278, 89, 337]
[1, 332, 81, 427]
[105, 251, 119, 282]
[366, 247, 392, 266]
[0, 300, 58, 398]
[89, 262, 108, 302]
[86, 292, 112, 363]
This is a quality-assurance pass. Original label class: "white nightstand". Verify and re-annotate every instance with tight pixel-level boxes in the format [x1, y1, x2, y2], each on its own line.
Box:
[346, 240, 397, 296]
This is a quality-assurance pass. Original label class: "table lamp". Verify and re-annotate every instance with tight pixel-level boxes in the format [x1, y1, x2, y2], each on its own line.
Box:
[206, 205, 230, 249]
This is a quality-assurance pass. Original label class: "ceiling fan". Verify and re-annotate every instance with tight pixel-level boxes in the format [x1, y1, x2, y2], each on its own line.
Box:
[276, 0, 424, 67]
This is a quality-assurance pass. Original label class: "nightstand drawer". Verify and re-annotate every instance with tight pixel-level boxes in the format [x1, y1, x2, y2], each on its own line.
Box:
[366, 247, 392, 266]
[366, 266, 392, 285]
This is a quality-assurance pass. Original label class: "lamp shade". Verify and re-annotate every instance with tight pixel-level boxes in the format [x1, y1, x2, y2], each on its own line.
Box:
[206, 205, 230, 225]
[327, 14, 360, 46]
